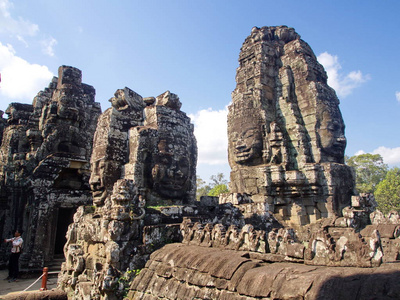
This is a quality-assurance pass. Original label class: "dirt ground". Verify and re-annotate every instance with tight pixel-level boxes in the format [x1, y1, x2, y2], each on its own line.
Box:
[0, 269, 58, 298]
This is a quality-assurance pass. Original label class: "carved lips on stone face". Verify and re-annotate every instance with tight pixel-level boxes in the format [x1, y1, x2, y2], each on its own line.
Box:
[232, 124, 263, 165]
[318, 109, 346, 162]
[151, 140, 191, 198]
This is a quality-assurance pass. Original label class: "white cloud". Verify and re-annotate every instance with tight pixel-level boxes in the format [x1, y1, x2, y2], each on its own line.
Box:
[353, 147, 400, 167]
[354, 150, 366, 156]
[16, 35, 28, 47]
[0, 0, 39, 37]
[396, 91, 400, 103]
[189, 108, 228, 165]
[0, 42, 54, 108]
[372, 146, 400, 166]
[0, 0, 58, 57]
[317, 52, 370, 98]
[41, 37, 57, 57]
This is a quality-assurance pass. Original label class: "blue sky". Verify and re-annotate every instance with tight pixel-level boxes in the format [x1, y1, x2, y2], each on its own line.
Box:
[0, 0, 399, 183]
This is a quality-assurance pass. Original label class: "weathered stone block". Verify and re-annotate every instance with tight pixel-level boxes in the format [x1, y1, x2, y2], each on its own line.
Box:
[226, 26, 355, 228]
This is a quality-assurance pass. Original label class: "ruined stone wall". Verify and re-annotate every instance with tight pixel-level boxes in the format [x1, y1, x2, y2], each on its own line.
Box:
[127, 243, 400, 300]
[59, 89, 201, 299]
[0, 25, 396, 300]
[227, 26, 355, 228]
[127, 91, 197, 204]
[57, 26, 400, 300]
[0, 66, 101, 268]
[128, 196, 400, 299]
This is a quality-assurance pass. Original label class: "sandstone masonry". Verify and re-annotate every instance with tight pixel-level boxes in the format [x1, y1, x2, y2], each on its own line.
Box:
[0, 66, 101, 269]
[0, 26, 399, 300]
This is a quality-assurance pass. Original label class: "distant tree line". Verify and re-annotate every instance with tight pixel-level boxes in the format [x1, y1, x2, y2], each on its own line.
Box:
[196, 172, 229, 200]
[346, 153, 400, 214]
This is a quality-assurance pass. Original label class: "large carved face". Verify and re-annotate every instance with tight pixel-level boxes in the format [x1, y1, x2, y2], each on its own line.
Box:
[89, 159, 121, 206]
[110, 179, 135, 205]
[151, 139, 191, 198]
[318, 109, 346, 161]
[89, 159, 108, 206]
[231, 123, 263, 164]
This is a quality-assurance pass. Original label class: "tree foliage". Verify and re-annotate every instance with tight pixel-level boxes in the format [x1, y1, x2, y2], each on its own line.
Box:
[210, 173, 228, 186]
[196, 176, 211, 201]
[196, 173, 229, 200]
[375, 167, 400, 214]
[208, 184, 229, 197]
[346, 153, 388, 193]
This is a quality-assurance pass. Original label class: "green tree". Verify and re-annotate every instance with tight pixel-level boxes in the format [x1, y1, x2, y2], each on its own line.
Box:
[196, 176, 211, 201]
[196, 173, 230, 199]
[208, 172, 229, 197]
[210, 173, 228, 187]
[208, 184, 229, 196]
[375, 167, 400, 214]
[347, 153, 388, 193]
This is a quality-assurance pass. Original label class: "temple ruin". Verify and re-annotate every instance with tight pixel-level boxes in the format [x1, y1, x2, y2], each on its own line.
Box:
[58, 87, 202, 299]
[0, 66, 101, 269]
[125, 26, 400, 300]
[227, 26, 355, 228]
[0, 26, 399, 300]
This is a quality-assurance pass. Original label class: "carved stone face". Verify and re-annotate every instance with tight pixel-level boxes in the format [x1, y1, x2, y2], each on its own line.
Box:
[89, 159, 108, 206]
[318, 110, 346, 161]
[151, 140, 191, 198]
[111, 179, 134, 205]
[231, 124, 263, 164]
[89, 159, 120, 206]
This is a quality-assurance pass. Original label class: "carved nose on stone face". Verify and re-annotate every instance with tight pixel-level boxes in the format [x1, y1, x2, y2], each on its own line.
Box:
[89, 175, 102, 189]
[235, 140, 246, 151]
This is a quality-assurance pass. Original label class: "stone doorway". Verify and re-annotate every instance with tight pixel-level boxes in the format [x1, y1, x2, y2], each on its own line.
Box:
[54, 208, 75, 258]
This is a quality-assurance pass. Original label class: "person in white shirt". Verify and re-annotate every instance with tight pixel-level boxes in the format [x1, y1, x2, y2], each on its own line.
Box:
[4, 229, 23, 282]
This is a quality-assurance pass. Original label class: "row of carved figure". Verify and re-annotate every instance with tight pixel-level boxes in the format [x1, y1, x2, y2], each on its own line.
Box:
[180, 212, 400, 268]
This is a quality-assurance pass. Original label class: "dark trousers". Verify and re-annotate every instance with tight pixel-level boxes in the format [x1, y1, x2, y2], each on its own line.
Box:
[8, 252, 20, 279]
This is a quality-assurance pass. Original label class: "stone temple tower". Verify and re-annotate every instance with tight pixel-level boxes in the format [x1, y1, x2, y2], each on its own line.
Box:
[227, 26, 356, 227]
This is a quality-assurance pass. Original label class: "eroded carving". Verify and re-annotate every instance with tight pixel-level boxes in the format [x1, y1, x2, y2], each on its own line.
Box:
[227, 26, 355, 227]
[0, 66, 101, 269]
[60, 88, 198, 299]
